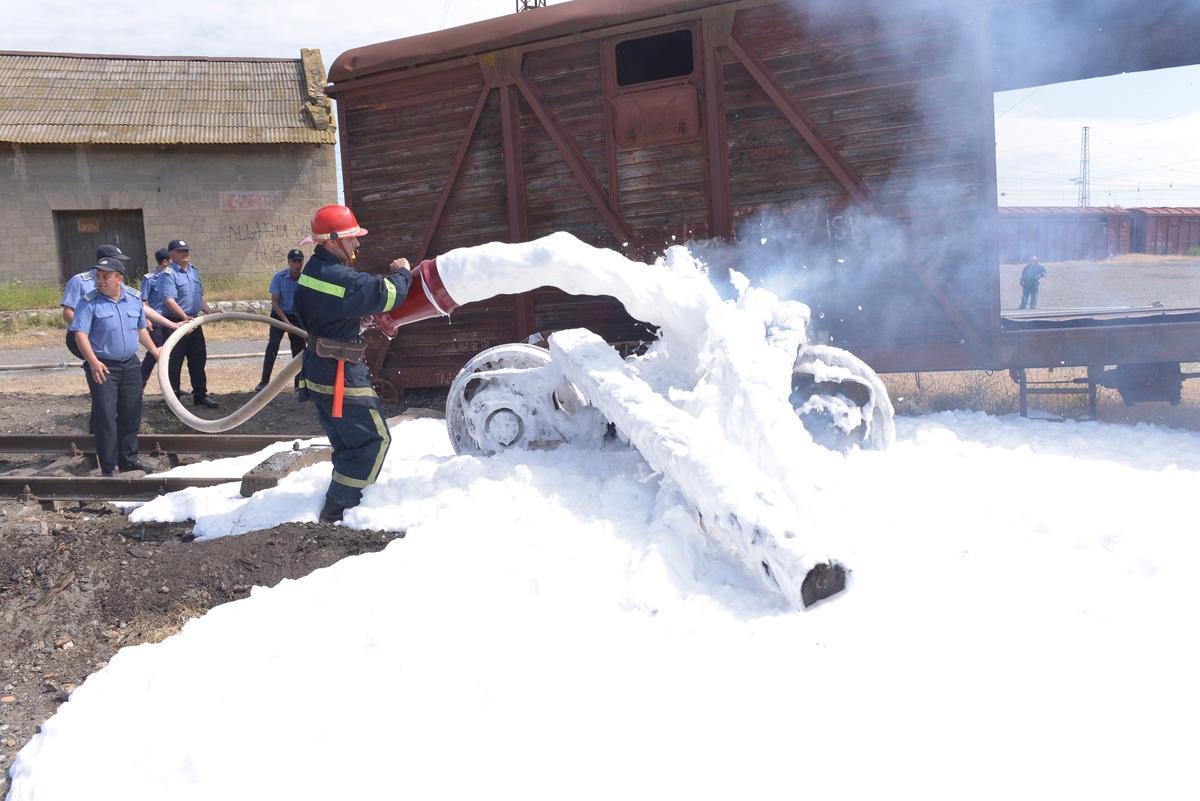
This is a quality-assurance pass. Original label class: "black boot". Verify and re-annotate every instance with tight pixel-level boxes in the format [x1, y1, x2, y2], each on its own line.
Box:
[320, 499, 346, 523]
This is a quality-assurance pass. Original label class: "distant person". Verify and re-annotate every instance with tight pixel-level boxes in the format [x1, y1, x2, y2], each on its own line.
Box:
[255, 249, 307, 392]
[1018, 255, 1047, 310]
[69, 256, 161, 476]
[60, 244, 131, 358]
[294, 204, 413, 523]
[139, 247, 180, 386]
[157, 239, 219, 407]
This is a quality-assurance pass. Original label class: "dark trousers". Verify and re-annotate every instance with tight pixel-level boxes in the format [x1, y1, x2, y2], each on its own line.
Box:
[312, 393, 392, 510]
[84, 356, 144, 474]
[260, 311, 305, 385]
[167, 324, 209, 399]
[1019, 282, 1040, 310]
[140, 324, 169, 386]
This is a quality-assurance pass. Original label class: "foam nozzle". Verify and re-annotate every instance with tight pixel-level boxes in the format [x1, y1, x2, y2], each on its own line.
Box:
[365, 257, 461, 339]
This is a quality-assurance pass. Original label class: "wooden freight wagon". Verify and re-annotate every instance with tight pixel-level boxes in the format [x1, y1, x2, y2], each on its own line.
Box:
[326, 0, 1200, 401]
[1130, 208, 1200, 256]
[997, 207, 1131, 264]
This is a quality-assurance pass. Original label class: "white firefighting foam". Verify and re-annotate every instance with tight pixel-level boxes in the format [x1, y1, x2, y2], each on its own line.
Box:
[437, 232, 893, 580]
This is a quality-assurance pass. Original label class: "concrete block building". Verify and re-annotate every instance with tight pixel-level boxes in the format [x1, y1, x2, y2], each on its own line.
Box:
[0, 49, 338, 289]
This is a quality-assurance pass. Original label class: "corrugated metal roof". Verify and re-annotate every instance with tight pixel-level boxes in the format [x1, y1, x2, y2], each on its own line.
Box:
[1129, 208, 1200, 216]
[0, 50, 336, 145]
[998, 206, 1129, 216]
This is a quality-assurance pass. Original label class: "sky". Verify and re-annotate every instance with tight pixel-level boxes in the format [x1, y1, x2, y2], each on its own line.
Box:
[995, 65, 1200, 208]
[3, 0, 1197, 209]
[7, 232, 1200, 800]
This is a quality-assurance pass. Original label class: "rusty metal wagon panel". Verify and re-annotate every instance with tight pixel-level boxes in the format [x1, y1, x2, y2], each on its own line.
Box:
[1131, 208, 1200, 256]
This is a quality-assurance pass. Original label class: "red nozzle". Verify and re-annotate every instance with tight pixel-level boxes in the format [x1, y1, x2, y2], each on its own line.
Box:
[365, 258, 459, 339]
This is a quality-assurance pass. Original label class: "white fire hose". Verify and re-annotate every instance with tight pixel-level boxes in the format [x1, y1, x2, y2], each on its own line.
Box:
[157, 311, 307, 433]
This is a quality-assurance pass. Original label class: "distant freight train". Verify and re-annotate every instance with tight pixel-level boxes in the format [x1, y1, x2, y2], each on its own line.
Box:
[323, 0, 1200, 405]
[998, 207, 1200, 263]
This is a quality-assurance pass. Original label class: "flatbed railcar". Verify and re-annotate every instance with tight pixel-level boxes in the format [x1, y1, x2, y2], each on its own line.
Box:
[324, 0, 1200, 404]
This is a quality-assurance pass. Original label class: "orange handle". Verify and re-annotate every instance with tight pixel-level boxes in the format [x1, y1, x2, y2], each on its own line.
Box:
[332, 360, 345, 418]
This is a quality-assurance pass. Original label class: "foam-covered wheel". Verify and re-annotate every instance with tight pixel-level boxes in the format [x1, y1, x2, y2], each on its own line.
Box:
[789, 344, 895, 451]
[446, 343, 606, 455]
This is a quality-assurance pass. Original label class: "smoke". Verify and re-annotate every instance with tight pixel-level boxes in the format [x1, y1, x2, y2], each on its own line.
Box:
[682, 0, 1122, 355]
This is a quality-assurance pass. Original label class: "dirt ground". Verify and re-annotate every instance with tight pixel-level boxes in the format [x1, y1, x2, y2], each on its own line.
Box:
[0, 351, 444, 794]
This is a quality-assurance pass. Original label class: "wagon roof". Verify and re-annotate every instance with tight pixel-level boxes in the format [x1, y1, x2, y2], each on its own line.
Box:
[327, 0, 1200, 91]
[1129, 208, 1200, 216]
[998, 207, 1130, 216]
[329, 0, 720, 84]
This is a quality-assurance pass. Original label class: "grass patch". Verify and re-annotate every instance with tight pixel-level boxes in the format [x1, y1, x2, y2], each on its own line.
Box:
[883, 370, 1019, 416]
[0, 309, 66, 339]
[0, 272, 269, 310]
[0, 280, 63, 312]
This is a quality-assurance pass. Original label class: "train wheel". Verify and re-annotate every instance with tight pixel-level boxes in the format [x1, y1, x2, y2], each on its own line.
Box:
[789, 344, 895, 451]
[446, 343, 606, 455]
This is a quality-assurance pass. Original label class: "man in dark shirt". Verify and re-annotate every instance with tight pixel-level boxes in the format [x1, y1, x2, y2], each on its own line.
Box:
[1018, 255, 1047, 310]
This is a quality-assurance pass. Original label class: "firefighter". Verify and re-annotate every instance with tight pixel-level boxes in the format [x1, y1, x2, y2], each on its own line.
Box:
[294, 204, 414, 523]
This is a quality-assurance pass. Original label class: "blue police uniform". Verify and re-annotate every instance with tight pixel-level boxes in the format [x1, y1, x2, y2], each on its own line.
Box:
[140, 269, 159, 301]
[70, 285, 150, 475]
[60, 269, 96, 312]
[259, 267, 305, 389]
[293, 245, 413, 519]
[144, 267, 171, 317]
[157, 261, 213, 403]
[270, 267, 300, 316]
[139, 268, 168, 385]
[60, 269, 96, 358]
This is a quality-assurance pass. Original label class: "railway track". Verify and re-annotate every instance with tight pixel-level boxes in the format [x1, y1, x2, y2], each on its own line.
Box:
[0, 433, 314, 457]
[0, 433, 319, 502]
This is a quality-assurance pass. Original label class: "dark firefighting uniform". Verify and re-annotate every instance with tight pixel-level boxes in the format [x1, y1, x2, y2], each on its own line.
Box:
[293, 245, 413, 513]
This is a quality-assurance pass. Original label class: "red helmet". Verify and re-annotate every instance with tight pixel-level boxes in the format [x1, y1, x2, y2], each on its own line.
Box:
[308, 205, 368, 241]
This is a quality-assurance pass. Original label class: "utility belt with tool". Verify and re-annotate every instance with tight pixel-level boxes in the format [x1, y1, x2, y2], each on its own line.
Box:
[306, 336, 368, 363]
[306, 336, 368, 418]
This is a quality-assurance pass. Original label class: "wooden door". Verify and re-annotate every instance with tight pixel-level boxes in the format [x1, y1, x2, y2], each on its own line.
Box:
[54, 210, 148, 286]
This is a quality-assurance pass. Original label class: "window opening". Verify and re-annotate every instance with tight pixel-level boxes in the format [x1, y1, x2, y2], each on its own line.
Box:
[615, 29, 694, 87]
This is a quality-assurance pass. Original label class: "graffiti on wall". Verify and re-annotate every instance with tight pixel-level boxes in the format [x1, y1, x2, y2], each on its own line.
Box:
[222, 220, 297, 268]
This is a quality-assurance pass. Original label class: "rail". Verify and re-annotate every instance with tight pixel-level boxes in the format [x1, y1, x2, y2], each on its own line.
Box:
[0, 433, 314, 456]
[0, 433, 324, 502]
[0, 475, 240, 502]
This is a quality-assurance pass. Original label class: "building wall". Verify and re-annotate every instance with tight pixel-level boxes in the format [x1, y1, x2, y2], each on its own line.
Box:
[0, 142, 337, 286]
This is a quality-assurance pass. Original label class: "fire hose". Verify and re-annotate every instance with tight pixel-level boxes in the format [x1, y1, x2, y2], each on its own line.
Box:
[157, 311, 307, 433]
[156, 262, 449, 434]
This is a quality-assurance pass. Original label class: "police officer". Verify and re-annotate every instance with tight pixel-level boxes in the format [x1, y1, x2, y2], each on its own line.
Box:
[158, 238, 219, 407]
[140, 247, 178, 386]
[294, 205, 413, 523]
[60, 244, 131, 359]
[255, 248, 307, 392]
[70, 257, 162, 476]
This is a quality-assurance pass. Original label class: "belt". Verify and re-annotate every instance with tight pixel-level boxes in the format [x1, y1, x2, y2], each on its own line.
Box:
[97, 355, 138, 366]
[306, 336, 367, 418]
